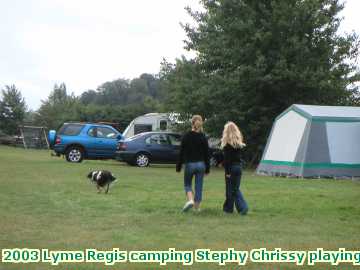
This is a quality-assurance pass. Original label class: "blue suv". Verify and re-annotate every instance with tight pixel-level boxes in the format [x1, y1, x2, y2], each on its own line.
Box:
[49, 123, 123, 163]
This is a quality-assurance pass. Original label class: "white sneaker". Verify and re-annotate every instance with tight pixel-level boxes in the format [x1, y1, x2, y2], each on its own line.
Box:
[182, 200, 194, 212]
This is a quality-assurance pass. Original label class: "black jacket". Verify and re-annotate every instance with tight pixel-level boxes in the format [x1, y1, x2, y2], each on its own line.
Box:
[223, 144, 243, 175]
[176, 131, 210, 173]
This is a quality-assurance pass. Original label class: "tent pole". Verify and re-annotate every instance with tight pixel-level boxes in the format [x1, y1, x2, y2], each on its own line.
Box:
[43, 128, 50, 149]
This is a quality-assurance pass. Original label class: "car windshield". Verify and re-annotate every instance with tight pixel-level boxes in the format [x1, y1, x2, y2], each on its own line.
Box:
[97, 127, 117, 139]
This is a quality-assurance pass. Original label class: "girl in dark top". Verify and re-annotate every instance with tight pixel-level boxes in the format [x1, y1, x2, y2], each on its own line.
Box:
[176, 115, 210, 212]
[221, 122, 248, 215]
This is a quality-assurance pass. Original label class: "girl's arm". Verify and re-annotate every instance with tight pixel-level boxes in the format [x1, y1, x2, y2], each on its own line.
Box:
[223, 145, 231, 176]
[203, 135, 210, 174]
[176, 134, 186, 172]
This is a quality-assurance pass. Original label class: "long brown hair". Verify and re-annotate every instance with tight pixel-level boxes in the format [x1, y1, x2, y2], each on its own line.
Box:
[191, 115, 203, 133]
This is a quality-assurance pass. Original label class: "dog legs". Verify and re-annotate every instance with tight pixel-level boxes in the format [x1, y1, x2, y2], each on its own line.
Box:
[96, 184, 110, 194]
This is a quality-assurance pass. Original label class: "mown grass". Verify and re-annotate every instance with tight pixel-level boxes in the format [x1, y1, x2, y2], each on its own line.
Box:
[0, 145, 359, 269]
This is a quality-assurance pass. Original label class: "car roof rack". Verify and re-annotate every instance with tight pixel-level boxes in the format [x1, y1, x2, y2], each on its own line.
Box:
[63, 121, 122, 132]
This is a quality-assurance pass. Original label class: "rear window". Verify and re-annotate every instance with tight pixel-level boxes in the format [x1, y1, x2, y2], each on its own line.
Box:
[58, 124, 84, 136]
[134, 124, 152, 135]
[127, 133, 144, 141]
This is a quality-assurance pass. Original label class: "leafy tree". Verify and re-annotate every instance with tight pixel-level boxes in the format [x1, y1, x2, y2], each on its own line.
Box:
[79, 90, 98, 105]
[160, 58, 210, 120]
[128, 78, 149, 104]
[76, 75, 164, 129]
[79, 75, 163, 108]
[140, 73, 162, 99]
[162, 0, 360, 164]
[0, 85, 27, 135]
[96, 79, 130, 106]
[71, 74, 164, 131]
[23, 109, 37, 125]
[35, 83, 81, 129]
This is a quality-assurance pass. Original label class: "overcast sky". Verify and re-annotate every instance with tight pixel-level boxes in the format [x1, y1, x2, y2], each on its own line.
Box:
[1, 0, 359, 110]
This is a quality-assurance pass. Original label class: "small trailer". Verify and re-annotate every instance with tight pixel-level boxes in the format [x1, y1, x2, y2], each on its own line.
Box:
[122, 113, 177, 138]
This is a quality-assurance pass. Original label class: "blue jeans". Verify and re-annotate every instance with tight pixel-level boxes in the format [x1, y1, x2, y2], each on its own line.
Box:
[184, 162, 205, 203]
[223, 164, 248, 214]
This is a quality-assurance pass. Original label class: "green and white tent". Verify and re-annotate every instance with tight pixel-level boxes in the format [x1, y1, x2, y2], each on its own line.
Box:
[256, 104, 360, 178]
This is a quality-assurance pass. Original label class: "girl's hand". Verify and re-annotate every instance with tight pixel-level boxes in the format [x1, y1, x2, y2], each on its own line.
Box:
[225, 174, 231, 178]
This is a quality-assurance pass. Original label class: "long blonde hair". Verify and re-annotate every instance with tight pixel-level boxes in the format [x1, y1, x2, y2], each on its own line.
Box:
[191, 115, 203, 133]
[221, 121, 246, 148]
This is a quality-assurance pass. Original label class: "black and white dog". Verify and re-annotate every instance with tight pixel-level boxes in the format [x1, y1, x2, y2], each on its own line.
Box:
[87, 170, 117, 194]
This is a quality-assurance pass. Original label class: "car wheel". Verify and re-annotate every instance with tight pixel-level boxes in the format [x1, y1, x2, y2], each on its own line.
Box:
[210, 156, 218, 167]
[65, 146, 84, 163]
[135, 153, 150, 167]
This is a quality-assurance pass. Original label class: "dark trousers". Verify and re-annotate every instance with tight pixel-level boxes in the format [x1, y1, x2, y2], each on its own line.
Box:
[223, 164, 248, 214]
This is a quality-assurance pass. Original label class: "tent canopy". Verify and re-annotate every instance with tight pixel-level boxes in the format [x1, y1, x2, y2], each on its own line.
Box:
[257, 104, 360, 179]
[280, 104, 360, 120]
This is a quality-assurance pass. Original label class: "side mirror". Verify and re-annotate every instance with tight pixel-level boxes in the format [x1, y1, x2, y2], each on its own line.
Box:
[117, 134, 123, 140]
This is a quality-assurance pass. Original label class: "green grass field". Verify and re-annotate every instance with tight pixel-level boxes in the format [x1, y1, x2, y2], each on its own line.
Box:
[0, 145, 359, 269]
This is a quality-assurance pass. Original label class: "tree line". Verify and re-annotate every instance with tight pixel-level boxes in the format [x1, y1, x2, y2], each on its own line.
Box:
[0, 73, 165, 134]
[35, 73, 166, 130]
[1, 0, 359, 164]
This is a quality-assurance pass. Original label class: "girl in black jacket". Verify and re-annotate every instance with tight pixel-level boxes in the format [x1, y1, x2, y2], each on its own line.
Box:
[176, 115, 210, 212]
[221, 122, 248, 215]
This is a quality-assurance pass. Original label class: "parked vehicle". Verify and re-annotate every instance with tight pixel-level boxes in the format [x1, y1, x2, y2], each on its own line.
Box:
[116, 132, 180, 166]
[122, 113, 178, 139]
[49, 123, 123, 163]
[116, 131, 223, 167]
